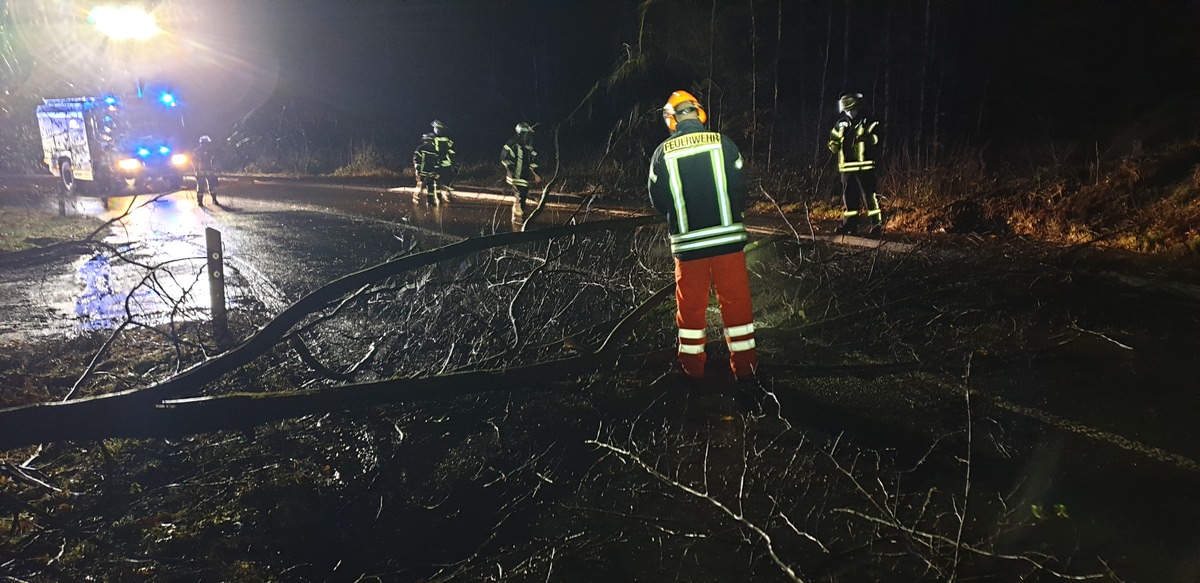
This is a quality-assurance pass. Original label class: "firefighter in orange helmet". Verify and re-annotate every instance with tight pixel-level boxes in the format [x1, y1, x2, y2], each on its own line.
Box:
[648, 90, 757, 381]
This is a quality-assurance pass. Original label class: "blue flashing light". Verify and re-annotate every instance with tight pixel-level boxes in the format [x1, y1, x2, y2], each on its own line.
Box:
[160, 92, 175, 106]
[137, 148, 151, 157]
[158, 146, 170, 154]
[104, 96, 117, 105]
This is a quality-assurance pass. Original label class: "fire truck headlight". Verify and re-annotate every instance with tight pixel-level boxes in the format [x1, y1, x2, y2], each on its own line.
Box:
[117, 158, 143, 171]
[170, 154, 189, 166]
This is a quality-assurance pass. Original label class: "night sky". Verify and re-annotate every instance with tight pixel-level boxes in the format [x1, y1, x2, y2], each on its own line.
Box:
[171, 0, 631, 157]
[205, 0, 1200, 160]
[4, 0, 1199, 164]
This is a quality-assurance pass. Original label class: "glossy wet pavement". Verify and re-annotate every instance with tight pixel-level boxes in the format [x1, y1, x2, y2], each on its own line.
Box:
[0, 180, 611, 342]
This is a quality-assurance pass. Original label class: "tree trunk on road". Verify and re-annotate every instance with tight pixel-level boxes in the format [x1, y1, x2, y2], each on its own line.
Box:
[0, 215, 661, 451]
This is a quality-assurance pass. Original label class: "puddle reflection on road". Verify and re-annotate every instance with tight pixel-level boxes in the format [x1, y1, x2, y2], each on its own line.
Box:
[68, 192, 216, 333]
[16, 188, 609, 341]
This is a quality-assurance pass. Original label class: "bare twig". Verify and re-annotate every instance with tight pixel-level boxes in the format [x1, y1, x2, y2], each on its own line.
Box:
[290, 335, 377, 381]
[587, 439, 808, 583]
[832, 507, 1106, 580]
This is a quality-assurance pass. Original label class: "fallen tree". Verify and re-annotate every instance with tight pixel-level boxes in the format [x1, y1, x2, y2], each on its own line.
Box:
[0, 214, 673, 451]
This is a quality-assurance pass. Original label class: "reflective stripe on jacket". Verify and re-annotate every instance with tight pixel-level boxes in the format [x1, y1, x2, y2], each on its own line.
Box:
[501, 137, 538, 187]
[413, 144, 440, 177]
[828, 114, 880, 173]
[648, 119, 747, 261]
[432, 136, 455, 168]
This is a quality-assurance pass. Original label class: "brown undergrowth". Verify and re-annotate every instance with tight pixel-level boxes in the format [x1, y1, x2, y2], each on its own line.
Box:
[881, 141, 1200, 255]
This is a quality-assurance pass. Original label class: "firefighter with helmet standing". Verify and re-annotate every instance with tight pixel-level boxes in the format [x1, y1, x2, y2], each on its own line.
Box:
[648, 90, 758, 381]
[501, 122, 541, 215]
[413, 132, 441, 206]
[193, 135, 219, 207]
[827, 92, 883, 236]
[430, 119, 456, 201]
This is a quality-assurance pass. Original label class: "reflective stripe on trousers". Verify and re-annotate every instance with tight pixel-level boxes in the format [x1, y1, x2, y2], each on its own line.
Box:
[674, 251, 757, 379]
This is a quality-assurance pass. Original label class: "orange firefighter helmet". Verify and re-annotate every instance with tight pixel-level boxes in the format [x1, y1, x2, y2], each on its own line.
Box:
[662, 90, 708, 132]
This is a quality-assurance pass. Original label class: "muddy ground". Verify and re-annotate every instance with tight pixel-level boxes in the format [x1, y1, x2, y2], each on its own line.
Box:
[2, 182, 1200, 582]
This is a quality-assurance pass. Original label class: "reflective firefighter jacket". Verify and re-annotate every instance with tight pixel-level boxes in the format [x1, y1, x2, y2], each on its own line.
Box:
[432, 135, 455, 169]
[501, 136, 538, 187]
[827, 113, 880, 173]
[413, 141, 440, 178]
[648, 118, 747, 262]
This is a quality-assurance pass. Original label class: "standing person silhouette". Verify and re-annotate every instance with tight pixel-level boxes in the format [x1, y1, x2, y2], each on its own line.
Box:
[193, 135, 220, 207]
[501, 122, 541, 216]
[648, 90, 758, 381]
[827, 92, 884, 236]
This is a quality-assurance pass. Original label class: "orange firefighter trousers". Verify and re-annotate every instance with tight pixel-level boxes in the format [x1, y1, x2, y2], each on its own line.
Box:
[674, 251, 757, 379]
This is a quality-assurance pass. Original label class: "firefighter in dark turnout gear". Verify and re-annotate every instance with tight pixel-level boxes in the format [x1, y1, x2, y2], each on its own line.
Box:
[501, 122, 541, 214]
[193, 135, 219, 206]
[430, 119, 456, 200]
[648, 90, 757, 380]
[413, 132, 441, 206]
[828, 92, 883, 236]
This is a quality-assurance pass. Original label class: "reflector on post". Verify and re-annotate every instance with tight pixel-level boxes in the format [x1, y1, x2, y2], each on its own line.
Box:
[206, 227, 229, 344]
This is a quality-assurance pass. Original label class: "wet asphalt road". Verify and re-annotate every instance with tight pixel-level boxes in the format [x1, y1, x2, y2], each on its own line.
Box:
[0, 177, 897, 343]
[0, 179, 617, 341]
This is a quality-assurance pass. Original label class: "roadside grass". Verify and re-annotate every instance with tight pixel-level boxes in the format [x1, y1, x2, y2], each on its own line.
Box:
[241, 154, 326, 176]
[0, 208, 100, 252]
[453, 159, 505, 189]
[548, 155, 647, 199]
[1005, 142, 1200, 254]
[330, 141, 400, 178]
[865, 140, 1200, 256]
[446, 139, 1200, 256]
[0, 317, 248, 410]
[24, 126, 1186, 256]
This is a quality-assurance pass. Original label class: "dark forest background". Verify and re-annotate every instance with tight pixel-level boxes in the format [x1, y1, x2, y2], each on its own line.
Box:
[2, 0, 1199, 206]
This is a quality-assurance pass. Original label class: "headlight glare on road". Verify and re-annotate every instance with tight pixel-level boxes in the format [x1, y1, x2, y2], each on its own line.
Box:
[171, 154, 189, 166]
[117, 158, 143, 171]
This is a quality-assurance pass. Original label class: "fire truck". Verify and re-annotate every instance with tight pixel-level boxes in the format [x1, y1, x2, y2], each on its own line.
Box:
[36, 89, 190, 194]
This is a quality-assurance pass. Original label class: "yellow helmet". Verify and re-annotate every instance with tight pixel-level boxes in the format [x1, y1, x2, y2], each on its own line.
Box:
[662, 90, 707, 132]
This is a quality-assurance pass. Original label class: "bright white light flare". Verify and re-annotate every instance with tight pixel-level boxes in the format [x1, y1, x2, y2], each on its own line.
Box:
[170, 154, 189, 166]
[88, 5, 161, 41]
